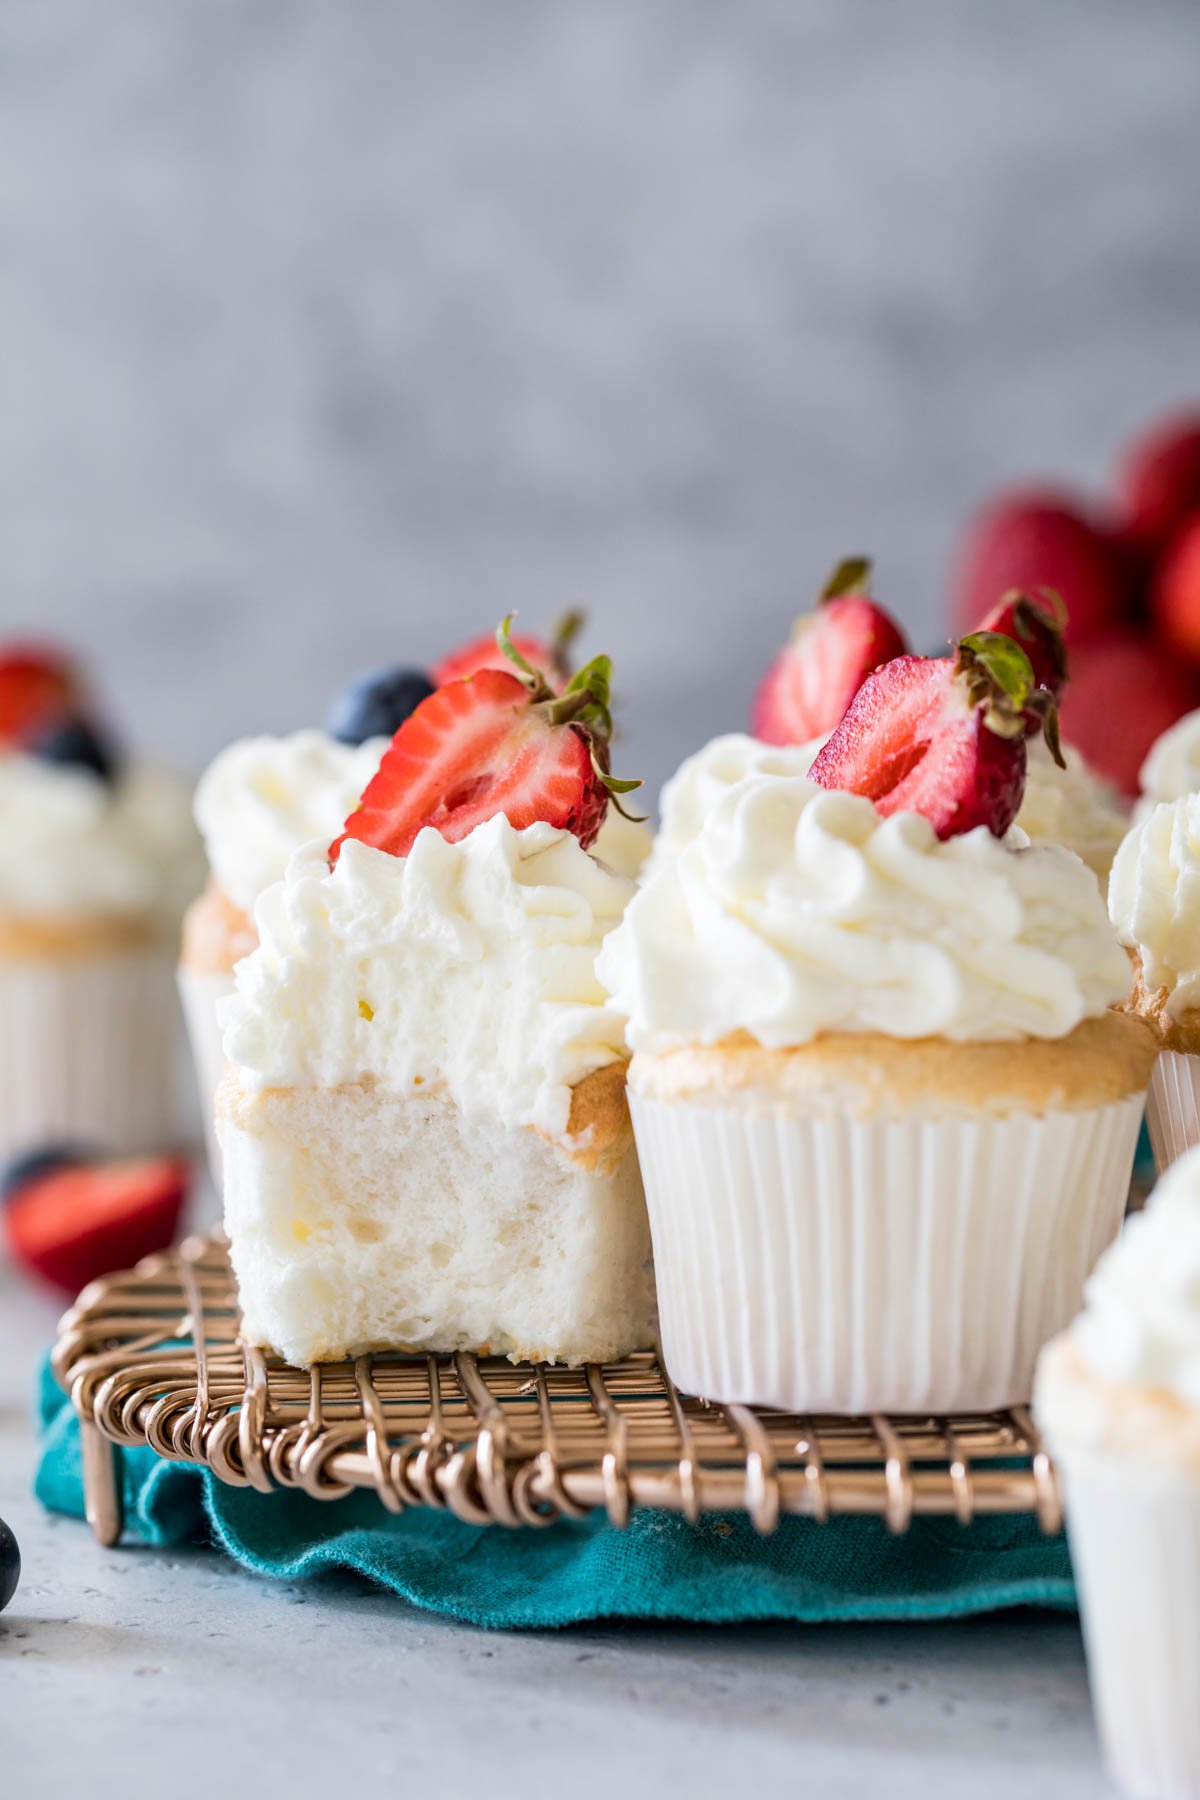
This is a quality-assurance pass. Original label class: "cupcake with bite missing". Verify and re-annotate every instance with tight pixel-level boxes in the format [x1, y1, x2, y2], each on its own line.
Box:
[0, 641, 202, 1160]
[600, 630, 1153, 1414]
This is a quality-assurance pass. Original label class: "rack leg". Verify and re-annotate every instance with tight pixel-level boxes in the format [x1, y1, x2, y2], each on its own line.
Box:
[81, 1421, 124, 1546]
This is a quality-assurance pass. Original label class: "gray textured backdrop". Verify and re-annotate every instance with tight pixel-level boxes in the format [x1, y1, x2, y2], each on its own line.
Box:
[5, 2, 1200, 796]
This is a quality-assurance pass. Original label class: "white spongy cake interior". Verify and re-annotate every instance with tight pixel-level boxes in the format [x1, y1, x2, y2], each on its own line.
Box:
[218, 1077, 655, 1367]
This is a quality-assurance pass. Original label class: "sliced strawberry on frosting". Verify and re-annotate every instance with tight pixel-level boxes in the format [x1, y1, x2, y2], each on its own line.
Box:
[0, 643, 79, 748]
[972, 590, 1069, 712]
[752, 558, 909, 745]
[332, 617, 640, 862]
[808, 633, 1063, 840]
[431, 610, 583, 690]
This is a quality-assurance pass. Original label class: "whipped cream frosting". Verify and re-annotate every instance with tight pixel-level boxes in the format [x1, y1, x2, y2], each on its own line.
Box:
[598, 774, 1132, 1053]
[0, 751, 202, 923]
[1014, 736, 1128, 881]
[1139, 706, 1200, 815]
[194, 730, 388, 916]
[1109, 796, 1200, 1016]
[591, 807, 653, 881]
[647, 732, 827, 876]
[222, 817, 635, 1141]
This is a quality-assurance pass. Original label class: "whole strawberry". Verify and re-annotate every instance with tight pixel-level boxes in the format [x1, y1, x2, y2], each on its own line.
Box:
[752, 558, 908, 745]
[972, 590, 1069, 711]
[332, 617, 640, 862]
[808, 633, 1062, 840]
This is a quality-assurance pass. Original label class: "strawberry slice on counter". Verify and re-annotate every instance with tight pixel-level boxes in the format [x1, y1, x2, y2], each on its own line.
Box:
[752, 558, 909, 745]
[972, 590, 1069, 713]
[431, 610, 583, 690]
[0, 644, 79, 748]
[808, 633, 1062, 840]
[3, 1150, 191, 1294]
[332, 617, 640, 862]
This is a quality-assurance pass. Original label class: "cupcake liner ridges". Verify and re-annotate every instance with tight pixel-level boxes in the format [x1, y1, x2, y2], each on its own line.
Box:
[177, 965, 236, 1180]
[630, 1091, 1145, 1415]
[0, 949, 181, 1163]
[1059, 1449, 1200, 1800]
[1146, 1049, 1200, 1176]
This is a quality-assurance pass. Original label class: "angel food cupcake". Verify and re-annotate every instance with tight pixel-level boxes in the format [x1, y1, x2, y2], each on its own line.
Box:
[1035, 1149, 1200, 1800]
[600, 635, 1153, 1413]
[1110, 794, 1200, 1174]
[0, 644, 202, 1159]
[217, 632, 653, 1366]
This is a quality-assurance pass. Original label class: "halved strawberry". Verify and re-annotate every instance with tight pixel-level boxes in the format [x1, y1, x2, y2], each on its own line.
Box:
[3, 1152, 191, 1294]
[973, 590, 1069, 713]
[332, 618, 639, 862]
[431, 610, 583, 690]
[808, 633, 1060, 840]
[752, 559, 909, 745]
[0, 643, 79, 747]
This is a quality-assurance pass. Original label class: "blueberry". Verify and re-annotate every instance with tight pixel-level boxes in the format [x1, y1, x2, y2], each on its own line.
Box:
[29, 716, 119, 783]
[325, 668, 435, 746]
[0, 1516, 18, 1614]
[1, 1142, 94, 1204]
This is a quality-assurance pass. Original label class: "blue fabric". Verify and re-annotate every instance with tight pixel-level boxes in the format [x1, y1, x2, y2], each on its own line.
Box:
[35, 1356, 1074, 1628]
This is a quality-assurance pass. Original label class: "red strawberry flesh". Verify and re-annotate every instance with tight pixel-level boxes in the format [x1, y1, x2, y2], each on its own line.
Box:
[0, 645, 79, 747]
[332, 668, 606, 862]
[808, 653, 1028, 840]
[4, 1155, 190, 1294]
[753, 589, 908, 746]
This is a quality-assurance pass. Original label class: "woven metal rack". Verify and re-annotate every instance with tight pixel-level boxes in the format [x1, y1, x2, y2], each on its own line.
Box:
[52, 1232, 1063, 1546]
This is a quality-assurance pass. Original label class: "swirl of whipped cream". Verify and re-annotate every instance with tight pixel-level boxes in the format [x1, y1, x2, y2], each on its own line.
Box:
[194, 730, 388, 916]
[646, 732, 828, 877]
[1071, 1146, 1200, 1409]
[0, 751, 202, 922]
[598, 774, 1132, 1053]
[1014, 736, 1128, 882]
[222, 818, 635, 1141]
[1109, 795, 1200, 1016]
[1139, 706, 1200, 815]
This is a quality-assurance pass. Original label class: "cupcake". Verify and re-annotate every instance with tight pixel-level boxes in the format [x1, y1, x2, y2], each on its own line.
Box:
[0, 643, 202, 1160]
[645, 733, 828, 878]
[1137, 703, 1200, 820]
[598, 635, 1154, 1413]
[217, 632, 653, 1366]
[1035, 1148, 1200, 1800]
[1013, 733, 1128, 884]
[1109, 794, 1200, 1174]
[180, 729, 391, 1174]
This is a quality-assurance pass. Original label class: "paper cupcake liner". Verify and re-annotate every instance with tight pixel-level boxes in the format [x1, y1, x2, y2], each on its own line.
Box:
[1146, 1050, 1200, 1177]
[177, 965, 236, 1181]
[0, 948, 182, 1163]
[1058, 1449, 1200, 1800]
[629, 1091, 1144, 1414]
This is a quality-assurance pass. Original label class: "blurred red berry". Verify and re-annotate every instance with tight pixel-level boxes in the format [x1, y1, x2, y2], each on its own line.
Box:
[951, 489, 1127, 645]
[1116, 411, 1200, 560]
[1150, 516, 1200, 667]
[1058, 630, 1200, 796]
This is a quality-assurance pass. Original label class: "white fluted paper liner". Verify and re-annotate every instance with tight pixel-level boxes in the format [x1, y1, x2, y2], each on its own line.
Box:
[0, 948, 181, 1164]
[1057, 1449, 1200, 1800]
[1146, 1051, 1200, 1176]
[629, 1091, 1144, 1413]
[177, 965, 235, 1181]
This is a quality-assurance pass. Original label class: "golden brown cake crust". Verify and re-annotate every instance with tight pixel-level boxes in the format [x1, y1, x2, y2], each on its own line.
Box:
[629, 1012, 1157, 1119]
[0, 909, 159, 959]
[180, 878, 258, 975]
[1120, 951, 1200, 1055]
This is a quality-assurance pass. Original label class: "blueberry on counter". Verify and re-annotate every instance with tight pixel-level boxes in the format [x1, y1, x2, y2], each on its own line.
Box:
[29, 716, 119, 782]
[1, 1143, 92, 1204]
[0, 1516, 18, 1614]
[326, 668, 435, 745]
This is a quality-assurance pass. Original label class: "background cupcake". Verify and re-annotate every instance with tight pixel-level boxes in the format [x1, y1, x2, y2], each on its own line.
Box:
[600, 635, 1152, 1414]
[1035, 1146, 1200, 1800]
[0, 643, 202, 1160]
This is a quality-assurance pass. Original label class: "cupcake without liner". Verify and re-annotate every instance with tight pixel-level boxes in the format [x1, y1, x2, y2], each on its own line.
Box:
[1035, 1147, 1200, 1800]
[598, 774, 1152, 1415]
[217, 818, 653, 1367]
[0, 754, 203, 1161]
[1110, 793, 1200, 1174]
[179, 730, 389, 1175]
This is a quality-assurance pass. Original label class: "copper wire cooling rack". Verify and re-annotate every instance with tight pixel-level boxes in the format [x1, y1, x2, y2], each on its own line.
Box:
[52, 1233, 1063, 1546]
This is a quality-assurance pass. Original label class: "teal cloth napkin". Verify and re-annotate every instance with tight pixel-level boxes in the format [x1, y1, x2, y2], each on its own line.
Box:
[35, 1358, 1074, 1628]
